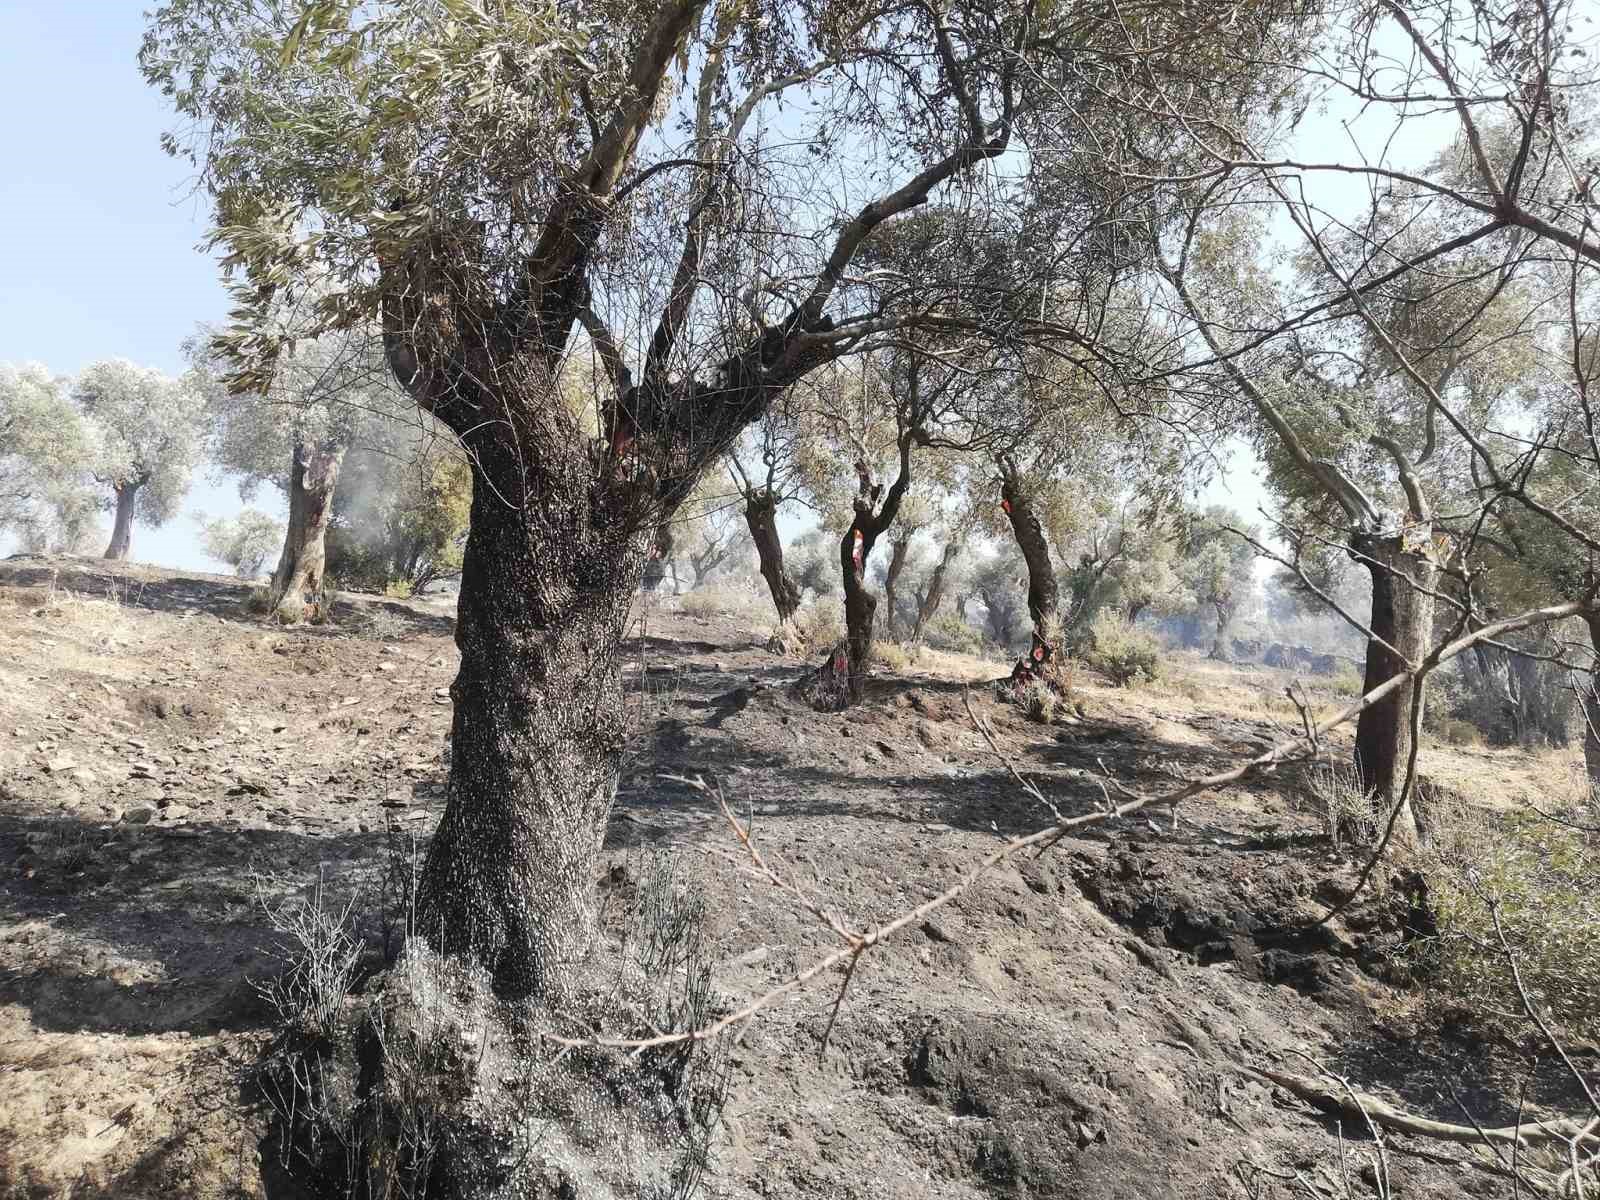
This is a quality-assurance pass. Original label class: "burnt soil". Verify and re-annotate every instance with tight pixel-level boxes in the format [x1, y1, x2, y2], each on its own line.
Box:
[0, 555, 1590, 1199]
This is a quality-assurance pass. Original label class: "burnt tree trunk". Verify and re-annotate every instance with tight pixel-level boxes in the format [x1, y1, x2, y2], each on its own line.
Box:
[266, 440, 346, 622]
[1585, 614, 1600, 793]
[1127, 598, 1149, 625]
[103, 483, 139, 561]
[745, 488, 801, 629]
[999, 472, 1059, 654]
[1352, 532, 1437, 844]
[883, 533, 912, 641]
[814, 453, 913, 704]
[910, 542, 959, 643]
[414, 438, 651, 1002]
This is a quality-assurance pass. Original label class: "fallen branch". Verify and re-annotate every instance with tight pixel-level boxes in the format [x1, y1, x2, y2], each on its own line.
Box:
[1244, 1065, 1600, 1150]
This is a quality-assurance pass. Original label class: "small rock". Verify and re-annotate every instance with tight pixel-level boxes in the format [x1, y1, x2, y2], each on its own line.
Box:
[161, 804, 191, 821]
[122, 805, 158, 825]
[729, 945, 770, 968]
[44, 756, 76, 774]
[377, 662, 396, 672]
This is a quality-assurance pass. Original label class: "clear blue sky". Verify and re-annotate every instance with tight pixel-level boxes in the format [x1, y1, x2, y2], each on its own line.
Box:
[0, 3, 279, 570]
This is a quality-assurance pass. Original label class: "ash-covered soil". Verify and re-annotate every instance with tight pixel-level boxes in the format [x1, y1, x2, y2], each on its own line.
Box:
[0, 555, 1587, 1199]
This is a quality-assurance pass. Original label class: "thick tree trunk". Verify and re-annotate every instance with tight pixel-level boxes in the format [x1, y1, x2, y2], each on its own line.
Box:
[911, 542, 959, 643]
[999, 477, 1059, 653]
[267, 441, 345, 622]
[414, 465, 647, 1002]
[883, 534, 911, 641]
[745, 489, 801, 626]
[1353, 533, 1437, 845]
[838, 527, 878, 701]
[103, 484, 138, 561]
[1585, 614, 1600, 795]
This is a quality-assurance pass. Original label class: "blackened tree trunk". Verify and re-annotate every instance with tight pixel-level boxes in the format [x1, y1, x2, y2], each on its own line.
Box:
[1352, 533, 1437, 844]
[1127, 598, 1149, 625]
[642, 524, 672, 592]
[1585, 613, 1600, 793]
[103, 481, 143, 560]
[266, 440, 346, 622]
[883, 533, 912, 641]
[414, 445, 650, 1002]
[745, 488, 801, 628]
[825, 452, 913, 703]
[910, 542, 959, 643]
[997, 460, 1059, 654]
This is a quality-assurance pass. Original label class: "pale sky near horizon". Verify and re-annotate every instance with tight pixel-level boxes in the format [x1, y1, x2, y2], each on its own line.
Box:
[0, 3, 274, 570]
[0, 5, 1455, 574]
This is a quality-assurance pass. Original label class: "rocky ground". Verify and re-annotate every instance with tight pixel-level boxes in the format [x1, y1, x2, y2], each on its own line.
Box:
[0, 555, 1590, 1199]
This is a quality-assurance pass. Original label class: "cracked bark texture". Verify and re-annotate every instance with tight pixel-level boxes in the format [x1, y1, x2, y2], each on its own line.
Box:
[1352, 531, 1437, 844]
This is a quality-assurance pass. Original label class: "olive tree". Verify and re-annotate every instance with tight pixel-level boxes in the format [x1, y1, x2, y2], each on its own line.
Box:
[74, 360, 206, 562]
[192, 326, 438, 616]
[0, 363, 99, 554]
[1126, 0, 1600, 840]
[144, 0, 1313, 1002]
[198, 508, 285, 577]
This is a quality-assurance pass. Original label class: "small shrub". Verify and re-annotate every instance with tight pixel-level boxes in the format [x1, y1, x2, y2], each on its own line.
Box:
[1418, 795, 1600, 1042]
[1329, 665, 1363, 698]
[1434, 716, 1484, 748]
[679, 586, 754, 620]
[794, 600, 842, 648]
[1084, 612, 1162, 687]
[1021, 678, 1058, 723]
[1302, 762, 1378, 848]
[257, 852, 730, 1199]
[244, 585, 274, 615]
[874, 641, 912, 672]
[922, 612, 984, 656]
[383, 579, 413, 600]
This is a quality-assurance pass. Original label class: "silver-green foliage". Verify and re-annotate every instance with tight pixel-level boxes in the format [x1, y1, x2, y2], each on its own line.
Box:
[199, 507, 286, 577]
[0, 363, 98, 552]
[74, 358, 208, 526]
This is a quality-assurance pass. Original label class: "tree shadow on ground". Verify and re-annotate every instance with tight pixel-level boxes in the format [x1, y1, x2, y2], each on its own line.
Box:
[0, 557, 455, 640]
[0, 808, 387, 1038]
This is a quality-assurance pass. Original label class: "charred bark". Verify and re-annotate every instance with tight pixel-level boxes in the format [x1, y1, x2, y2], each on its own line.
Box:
[997, 462, 1059, 654]
[744, 488, 801, 627]
[103, 483, 139, 561]
[414, 439, 651, 1002]
[883, 533, 912, 641]
[265, 441, 346, 623]
[800, 454, 912, 706]
[1352, 532, 1437, 844]
[911, 542, 959, 643]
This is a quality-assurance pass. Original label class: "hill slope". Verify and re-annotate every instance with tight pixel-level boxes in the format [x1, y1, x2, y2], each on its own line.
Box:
[0, 556, 1587, 1198]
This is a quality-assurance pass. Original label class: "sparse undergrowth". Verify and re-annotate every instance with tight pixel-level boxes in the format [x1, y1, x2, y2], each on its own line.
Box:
[1415, 784, 1600, 1044]
[255, 853, 730, 1199]
[1082, 612, 1162, 688]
